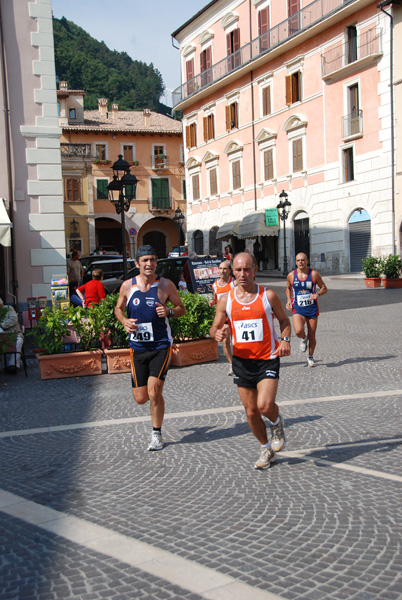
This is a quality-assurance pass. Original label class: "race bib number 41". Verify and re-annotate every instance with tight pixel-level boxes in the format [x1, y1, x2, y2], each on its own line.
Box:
[234, 319, 263, 343]
[129, 322, 154, 342]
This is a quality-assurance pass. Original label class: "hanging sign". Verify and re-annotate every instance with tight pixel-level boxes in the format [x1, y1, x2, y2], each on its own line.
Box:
[265, 209, 279, 227]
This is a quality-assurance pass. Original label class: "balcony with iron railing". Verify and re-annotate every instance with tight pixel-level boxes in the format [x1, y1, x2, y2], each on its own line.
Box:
[342, 109, 363, 139]
[173, 0, 355, 107]
[321, 25, 382, 80]
[149, 196, 172, 211]
[60, 143, 92, 158]
[151, 155, 169, 170]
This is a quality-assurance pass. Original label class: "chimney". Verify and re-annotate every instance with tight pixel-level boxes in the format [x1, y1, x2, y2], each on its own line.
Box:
[143, 108, 151, 127]
[98, 98, 108, 117]
[59, 81, 68, 91]
[112, 103, 118, 120]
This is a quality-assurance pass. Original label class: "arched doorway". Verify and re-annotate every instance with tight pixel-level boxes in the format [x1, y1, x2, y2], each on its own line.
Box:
[95, 217, 124, 253]
[193, 230, 204, 255]
[348, 209, 371, 272]
[143, 231, 166, 259]
[209, 226, 220, 256]
[294, 211, 310, 258]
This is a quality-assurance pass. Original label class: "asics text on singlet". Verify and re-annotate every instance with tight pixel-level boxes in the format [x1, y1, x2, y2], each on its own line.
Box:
[226, 286, 279, 360]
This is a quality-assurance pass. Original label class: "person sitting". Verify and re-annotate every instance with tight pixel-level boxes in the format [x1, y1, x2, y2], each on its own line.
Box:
[69, 280, 83, 307]
[76, 269, 106, 307]
[0, 297, 24, 373]
[178, 272, 188, 294]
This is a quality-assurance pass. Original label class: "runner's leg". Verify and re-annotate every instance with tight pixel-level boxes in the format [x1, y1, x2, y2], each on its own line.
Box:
[306, 317, 318, 356]
[238, 386, 269, 445]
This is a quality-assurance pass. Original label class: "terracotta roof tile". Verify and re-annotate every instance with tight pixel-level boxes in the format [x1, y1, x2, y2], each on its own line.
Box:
[62, 110, 182, 135]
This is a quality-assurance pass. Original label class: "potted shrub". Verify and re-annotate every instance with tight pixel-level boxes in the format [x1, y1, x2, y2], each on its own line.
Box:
[97, 294, 132, 374]
[382, 254, 402, 288]
[168, 292, 218, 367]
[29, 306, 103, 380]
[361, 256, 382, 288]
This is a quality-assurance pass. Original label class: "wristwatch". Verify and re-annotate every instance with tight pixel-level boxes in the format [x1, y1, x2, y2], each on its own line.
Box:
[168, 308, 174, 318]
[281, 336, 291, 342]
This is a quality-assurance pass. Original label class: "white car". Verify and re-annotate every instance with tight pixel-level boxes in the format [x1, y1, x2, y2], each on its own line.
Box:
[168, 246, 188, 257]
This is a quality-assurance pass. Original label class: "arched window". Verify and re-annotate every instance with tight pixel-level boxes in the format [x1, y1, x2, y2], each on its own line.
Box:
[193, 230, 204, 255]
[143, 231, 166, 259]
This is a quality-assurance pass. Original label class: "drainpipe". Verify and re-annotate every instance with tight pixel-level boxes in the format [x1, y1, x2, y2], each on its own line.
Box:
[249, 0, 258, 211]
[0, 3, 18, 305]
[378, 0, 397, 254]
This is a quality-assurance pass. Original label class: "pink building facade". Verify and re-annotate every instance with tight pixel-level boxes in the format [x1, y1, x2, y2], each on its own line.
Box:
[172, 0, 395, 273]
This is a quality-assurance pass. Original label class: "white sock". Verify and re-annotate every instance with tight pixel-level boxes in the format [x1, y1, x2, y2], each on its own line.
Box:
[261, 441, 271, 448]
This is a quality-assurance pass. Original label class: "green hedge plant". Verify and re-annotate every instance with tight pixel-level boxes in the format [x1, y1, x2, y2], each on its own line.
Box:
[168, 292, 215, 343]
[382, 254, 402, 279]
[361, 256, 382, 278]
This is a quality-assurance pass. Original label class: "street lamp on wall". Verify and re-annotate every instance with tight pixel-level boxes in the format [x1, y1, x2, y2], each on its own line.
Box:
[277, 190, 292, 276]
[173, 207, 185, 256]
[107, 155, 139, 280]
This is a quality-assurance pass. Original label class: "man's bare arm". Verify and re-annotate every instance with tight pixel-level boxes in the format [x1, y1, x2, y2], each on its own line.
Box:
[267, 289, 291, 357]
[209, 296, 229, 342]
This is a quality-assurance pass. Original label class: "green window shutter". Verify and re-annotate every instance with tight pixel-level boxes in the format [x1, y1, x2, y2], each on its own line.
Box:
[96, 179, 108, 200]
[152, 178, 169, 209]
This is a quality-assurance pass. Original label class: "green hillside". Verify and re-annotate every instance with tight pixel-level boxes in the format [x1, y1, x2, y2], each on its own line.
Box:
[53, 16, 170, 114]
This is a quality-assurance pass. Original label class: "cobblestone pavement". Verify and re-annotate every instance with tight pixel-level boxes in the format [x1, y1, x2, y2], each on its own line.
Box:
[0, 277, 401, 600]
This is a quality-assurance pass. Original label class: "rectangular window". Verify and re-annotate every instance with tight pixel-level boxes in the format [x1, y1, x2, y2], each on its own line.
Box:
[65, 178, 81, 202]
[226, 29, 240, 70]
[348, 84, 360, 135]
[186, 123, 197, 148]
[347, 25, 357, 64]
[264, 149, 273, 181]
[262, 87, 271, 117]
[343, 147, 354, 182]
[154, 145, 166, 168]
[225, 103, 238, 130]
[288, 0, 300, 35]
[232, 160, 241, 190]
[186, 58, 195, 94]
[292, 139, 303, 172]
[258, 7, 270, 51]
[286, 72, 301, 105]
[95, 144, 106, 161]
[192, 174, 200, 200]
[203, 114, 215, 141]
[182, 179, 187, 200]
[69, 108, 76, 119]
[96, 179, 109, 200]
[209, 168, 218, 196]
[200, 46, 212, 86]
[123, 145, 134, 162]
[151, 178, 170, 209]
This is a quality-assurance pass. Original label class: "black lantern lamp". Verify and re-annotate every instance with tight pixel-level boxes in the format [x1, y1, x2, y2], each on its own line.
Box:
[107, 155, 139, 279]
[173, 207, 185, 256]
[276, 190, 292, 276]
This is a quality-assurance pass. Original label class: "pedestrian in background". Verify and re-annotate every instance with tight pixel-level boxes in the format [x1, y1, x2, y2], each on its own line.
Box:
[76, 269, 106, 307]
[286, 253, 327, 368]
[67, 250, 84, 284]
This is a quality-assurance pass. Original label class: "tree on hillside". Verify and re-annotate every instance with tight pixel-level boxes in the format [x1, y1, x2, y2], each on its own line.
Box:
[53, 16, 168, 113]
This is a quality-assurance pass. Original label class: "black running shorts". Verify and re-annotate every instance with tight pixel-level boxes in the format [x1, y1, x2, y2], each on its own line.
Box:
[130, 346, 172, 388]
[232, 355, 280, 389]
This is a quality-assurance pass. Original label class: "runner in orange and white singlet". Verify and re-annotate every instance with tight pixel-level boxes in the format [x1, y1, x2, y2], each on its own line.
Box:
[209, 260, 235, 375]
[210, 252, 291, 470]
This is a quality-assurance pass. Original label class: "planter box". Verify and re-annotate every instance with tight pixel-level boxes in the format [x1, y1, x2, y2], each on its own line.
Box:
[104, 347, 131, 374]
[170, 339, 218, 367]
[382, 278, 402, 289]
[37, 349, 103, 380]
[364, 277, 382, 288]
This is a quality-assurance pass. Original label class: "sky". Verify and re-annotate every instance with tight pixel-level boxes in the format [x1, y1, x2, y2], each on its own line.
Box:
[51, 0, 208, 106]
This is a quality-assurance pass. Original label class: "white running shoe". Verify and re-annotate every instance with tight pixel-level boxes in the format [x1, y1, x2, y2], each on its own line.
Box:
[254, 445, 276, 470]
[270, 415, 286, 452]
[148, 431, 164, 451]
[307, 356, 315, 367]
[300, 336, 308, 353]
[228, 366, 234, 376]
